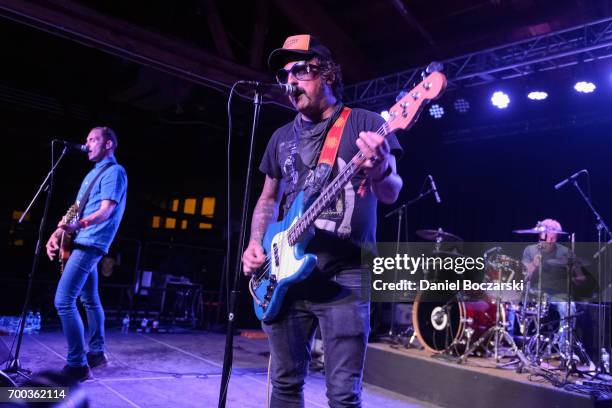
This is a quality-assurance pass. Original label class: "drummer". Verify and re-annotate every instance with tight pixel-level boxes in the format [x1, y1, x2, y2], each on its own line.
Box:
[522, 218, 585, 294]
[521, 218, 583, 352]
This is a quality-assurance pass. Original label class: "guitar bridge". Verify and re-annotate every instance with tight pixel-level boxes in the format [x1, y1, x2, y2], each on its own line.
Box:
[263, 276, 278, 303]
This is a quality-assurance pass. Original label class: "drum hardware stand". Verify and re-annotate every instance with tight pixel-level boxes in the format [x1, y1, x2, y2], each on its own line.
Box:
[384, 184, 436, 342]
[562, 173, 612, 375]
[533, 239, 545, 364]
[560, 234, 596, 379]
[458, 260, 524, 367]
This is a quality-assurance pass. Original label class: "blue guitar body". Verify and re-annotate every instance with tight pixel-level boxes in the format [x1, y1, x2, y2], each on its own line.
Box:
[250, 191, 317, 322]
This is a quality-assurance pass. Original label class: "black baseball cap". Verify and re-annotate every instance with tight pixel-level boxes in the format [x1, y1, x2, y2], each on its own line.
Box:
[268, 34, 332, 70]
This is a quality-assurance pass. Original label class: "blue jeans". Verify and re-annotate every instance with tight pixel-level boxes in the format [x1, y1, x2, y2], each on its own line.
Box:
[262, 268, 370, 408]
[54, 246, 105, 367]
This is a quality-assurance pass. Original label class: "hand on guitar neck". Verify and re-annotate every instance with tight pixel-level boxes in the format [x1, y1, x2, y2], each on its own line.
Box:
[57, 215, 81, 234]
[46, 204, 80, 271]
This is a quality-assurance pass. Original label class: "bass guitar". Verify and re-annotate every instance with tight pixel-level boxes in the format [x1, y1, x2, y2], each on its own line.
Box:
[249, 68, 447, 321]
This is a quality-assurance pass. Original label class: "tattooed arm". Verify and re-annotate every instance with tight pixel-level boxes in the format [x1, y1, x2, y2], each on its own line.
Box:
[242, 176, 282, 275]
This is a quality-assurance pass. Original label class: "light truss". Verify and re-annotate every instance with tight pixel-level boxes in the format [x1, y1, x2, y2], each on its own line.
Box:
[344, 17, 612, 107]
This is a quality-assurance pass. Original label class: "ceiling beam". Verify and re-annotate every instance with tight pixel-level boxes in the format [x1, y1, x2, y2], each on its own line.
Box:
[0, 0, 273, 93]
[249, 0, 269, 69]
[390, 0, 437, 48]
[271, 0, 372, 80]
[201, 0, 236, 61]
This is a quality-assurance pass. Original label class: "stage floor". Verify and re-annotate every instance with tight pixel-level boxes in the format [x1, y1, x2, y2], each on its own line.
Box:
[6, 329, 438, 408]
[364, 341, 612, 408]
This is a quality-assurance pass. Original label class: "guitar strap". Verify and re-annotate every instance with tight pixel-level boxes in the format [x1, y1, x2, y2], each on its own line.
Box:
[77, 162, 116, 218]
[306, 107, 352, 195]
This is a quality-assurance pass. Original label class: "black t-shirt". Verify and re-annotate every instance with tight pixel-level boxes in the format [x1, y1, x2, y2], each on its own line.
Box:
[259, 107, 403, 273]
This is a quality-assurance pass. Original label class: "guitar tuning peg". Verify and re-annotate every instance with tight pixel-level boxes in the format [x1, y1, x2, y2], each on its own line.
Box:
[424, 61, 444, 75]
[395, 90, 408, 102]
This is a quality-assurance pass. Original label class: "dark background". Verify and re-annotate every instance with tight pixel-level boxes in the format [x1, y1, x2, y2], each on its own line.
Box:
[1, 1, 611, 329]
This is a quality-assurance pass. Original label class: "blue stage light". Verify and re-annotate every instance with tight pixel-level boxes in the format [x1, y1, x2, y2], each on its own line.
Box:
[428, 104, 444, 119]
[574, 81, 596, 93]
[453, 98, 470, 113]
[491, 91, 510, 109]
[527, 91, 548, 100]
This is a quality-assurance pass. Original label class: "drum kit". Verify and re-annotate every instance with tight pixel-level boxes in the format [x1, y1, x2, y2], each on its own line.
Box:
[403, 224, 596, 373]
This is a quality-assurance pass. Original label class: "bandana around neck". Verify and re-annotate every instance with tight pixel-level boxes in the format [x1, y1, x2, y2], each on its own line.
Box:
[292, 103, 344, 168]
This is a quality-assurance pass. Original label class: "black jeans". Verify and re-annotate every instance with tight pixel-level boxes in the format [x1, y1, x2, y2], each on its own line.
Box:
[262, 268, 370, 408]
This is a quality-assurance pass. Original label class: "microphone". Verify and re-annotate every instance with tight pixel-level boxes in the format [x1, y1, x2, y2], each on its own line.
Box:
[554, 169, 588, 190]
[53, 139, 89, 153]
[428, 175, 441, 204]
[243, 81, 301, 96]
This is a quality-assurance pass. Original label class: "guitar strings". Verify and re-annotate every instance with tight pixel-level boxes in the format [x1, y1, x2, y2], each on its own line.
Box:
[286, 121, 389, 241]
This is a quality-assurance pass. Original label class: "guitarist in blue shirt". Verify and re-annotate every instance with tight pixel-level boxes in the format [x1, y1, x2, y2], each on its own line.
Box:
[45, 126, 127, 383]
[242, 35, 403, 408]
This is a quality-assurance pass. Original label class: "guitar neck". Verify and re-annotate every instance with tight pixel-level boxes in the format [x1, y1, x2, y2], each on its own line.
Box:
[287, 123, 393, 246]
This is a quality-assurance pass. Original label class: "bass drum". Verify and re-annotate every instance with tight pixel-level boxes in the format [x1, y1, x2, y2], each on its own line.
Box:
[412, 290, 505, 354]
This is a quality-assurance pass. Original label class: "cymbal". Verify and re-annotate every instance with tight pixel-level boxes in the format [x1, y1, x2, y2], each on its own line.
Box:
[546, 257, 591, 268]
[431, 249, 463, 257]
[513, 227, 568, 235]
[416, 228, 463, 242]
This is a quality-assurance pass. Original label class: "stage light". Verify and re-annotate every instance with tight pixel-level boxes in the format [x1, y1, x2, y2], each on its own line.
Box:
[428, 104, 444, 119]
[574, 81, 596, 93]
[380, 110, 390, 121]
[527, 91, 548, 100]
[491, 91, 510, 109]
[453, 98, 470, 113]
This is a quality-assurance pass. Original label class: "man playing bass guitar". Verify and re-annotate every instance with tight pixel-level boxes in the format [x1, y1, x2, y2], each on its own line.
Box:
[242, 35, 403, 408]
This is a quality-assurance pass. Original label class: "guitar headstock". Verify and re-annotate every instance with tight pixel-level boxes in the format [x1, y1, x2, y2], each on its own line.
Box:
[64, 204, 80, 225]
[385, 71, 446, 133]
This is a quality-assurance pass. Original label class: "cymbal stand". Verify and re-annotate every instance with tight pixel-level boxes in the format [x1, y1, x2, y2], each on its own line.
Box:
[384, 185, 436, 341]
[567, 177, 612, 374]
[560, 234, 595, 378]
[534, 241, 545, 364]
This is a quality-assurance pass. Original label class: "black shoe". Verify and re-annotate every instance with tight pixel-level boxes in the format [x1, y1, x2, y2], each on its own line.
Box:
[61, 364, 92, 383]
[86, 352, 108, 369]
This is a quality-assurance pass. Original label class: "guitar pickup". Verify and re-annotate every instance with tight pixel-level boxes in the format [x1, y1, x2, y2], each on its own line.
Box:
[272, 243, 280, 267]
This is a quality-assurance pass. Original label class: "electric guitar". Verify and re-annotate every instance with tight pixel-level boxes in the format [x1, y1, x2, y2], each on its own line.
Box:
[249, 69, 447, 322]
[59, 203, 79, 273]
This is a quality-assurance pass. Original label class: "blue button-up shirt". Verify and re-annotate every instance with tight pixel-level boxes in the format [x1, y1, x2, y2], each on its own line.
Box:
[74, 156, 128, 253]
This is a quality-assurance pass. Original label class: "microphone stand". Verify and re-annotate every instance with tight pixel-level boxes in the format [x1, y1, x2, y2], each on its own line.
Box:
[218, 88, 262, 408]
[5, 143, 69, 379]
[384, 187, 436, 340]
[567, 179, 612, 375]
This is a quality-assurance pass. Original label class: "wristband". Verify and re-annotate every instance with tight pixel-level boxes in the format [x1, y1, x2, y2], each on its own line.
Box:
[371, 164, 392, 183]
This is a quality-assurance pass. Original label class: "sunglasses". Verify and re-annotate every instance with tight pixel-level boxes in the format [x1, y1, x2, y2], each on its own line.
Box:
[276, 61, 321, 84]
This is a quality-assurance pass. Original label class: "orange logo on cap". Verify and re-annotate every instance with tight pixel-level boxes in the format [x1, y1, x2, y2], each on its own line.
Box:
[282, 35, 311, 51]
